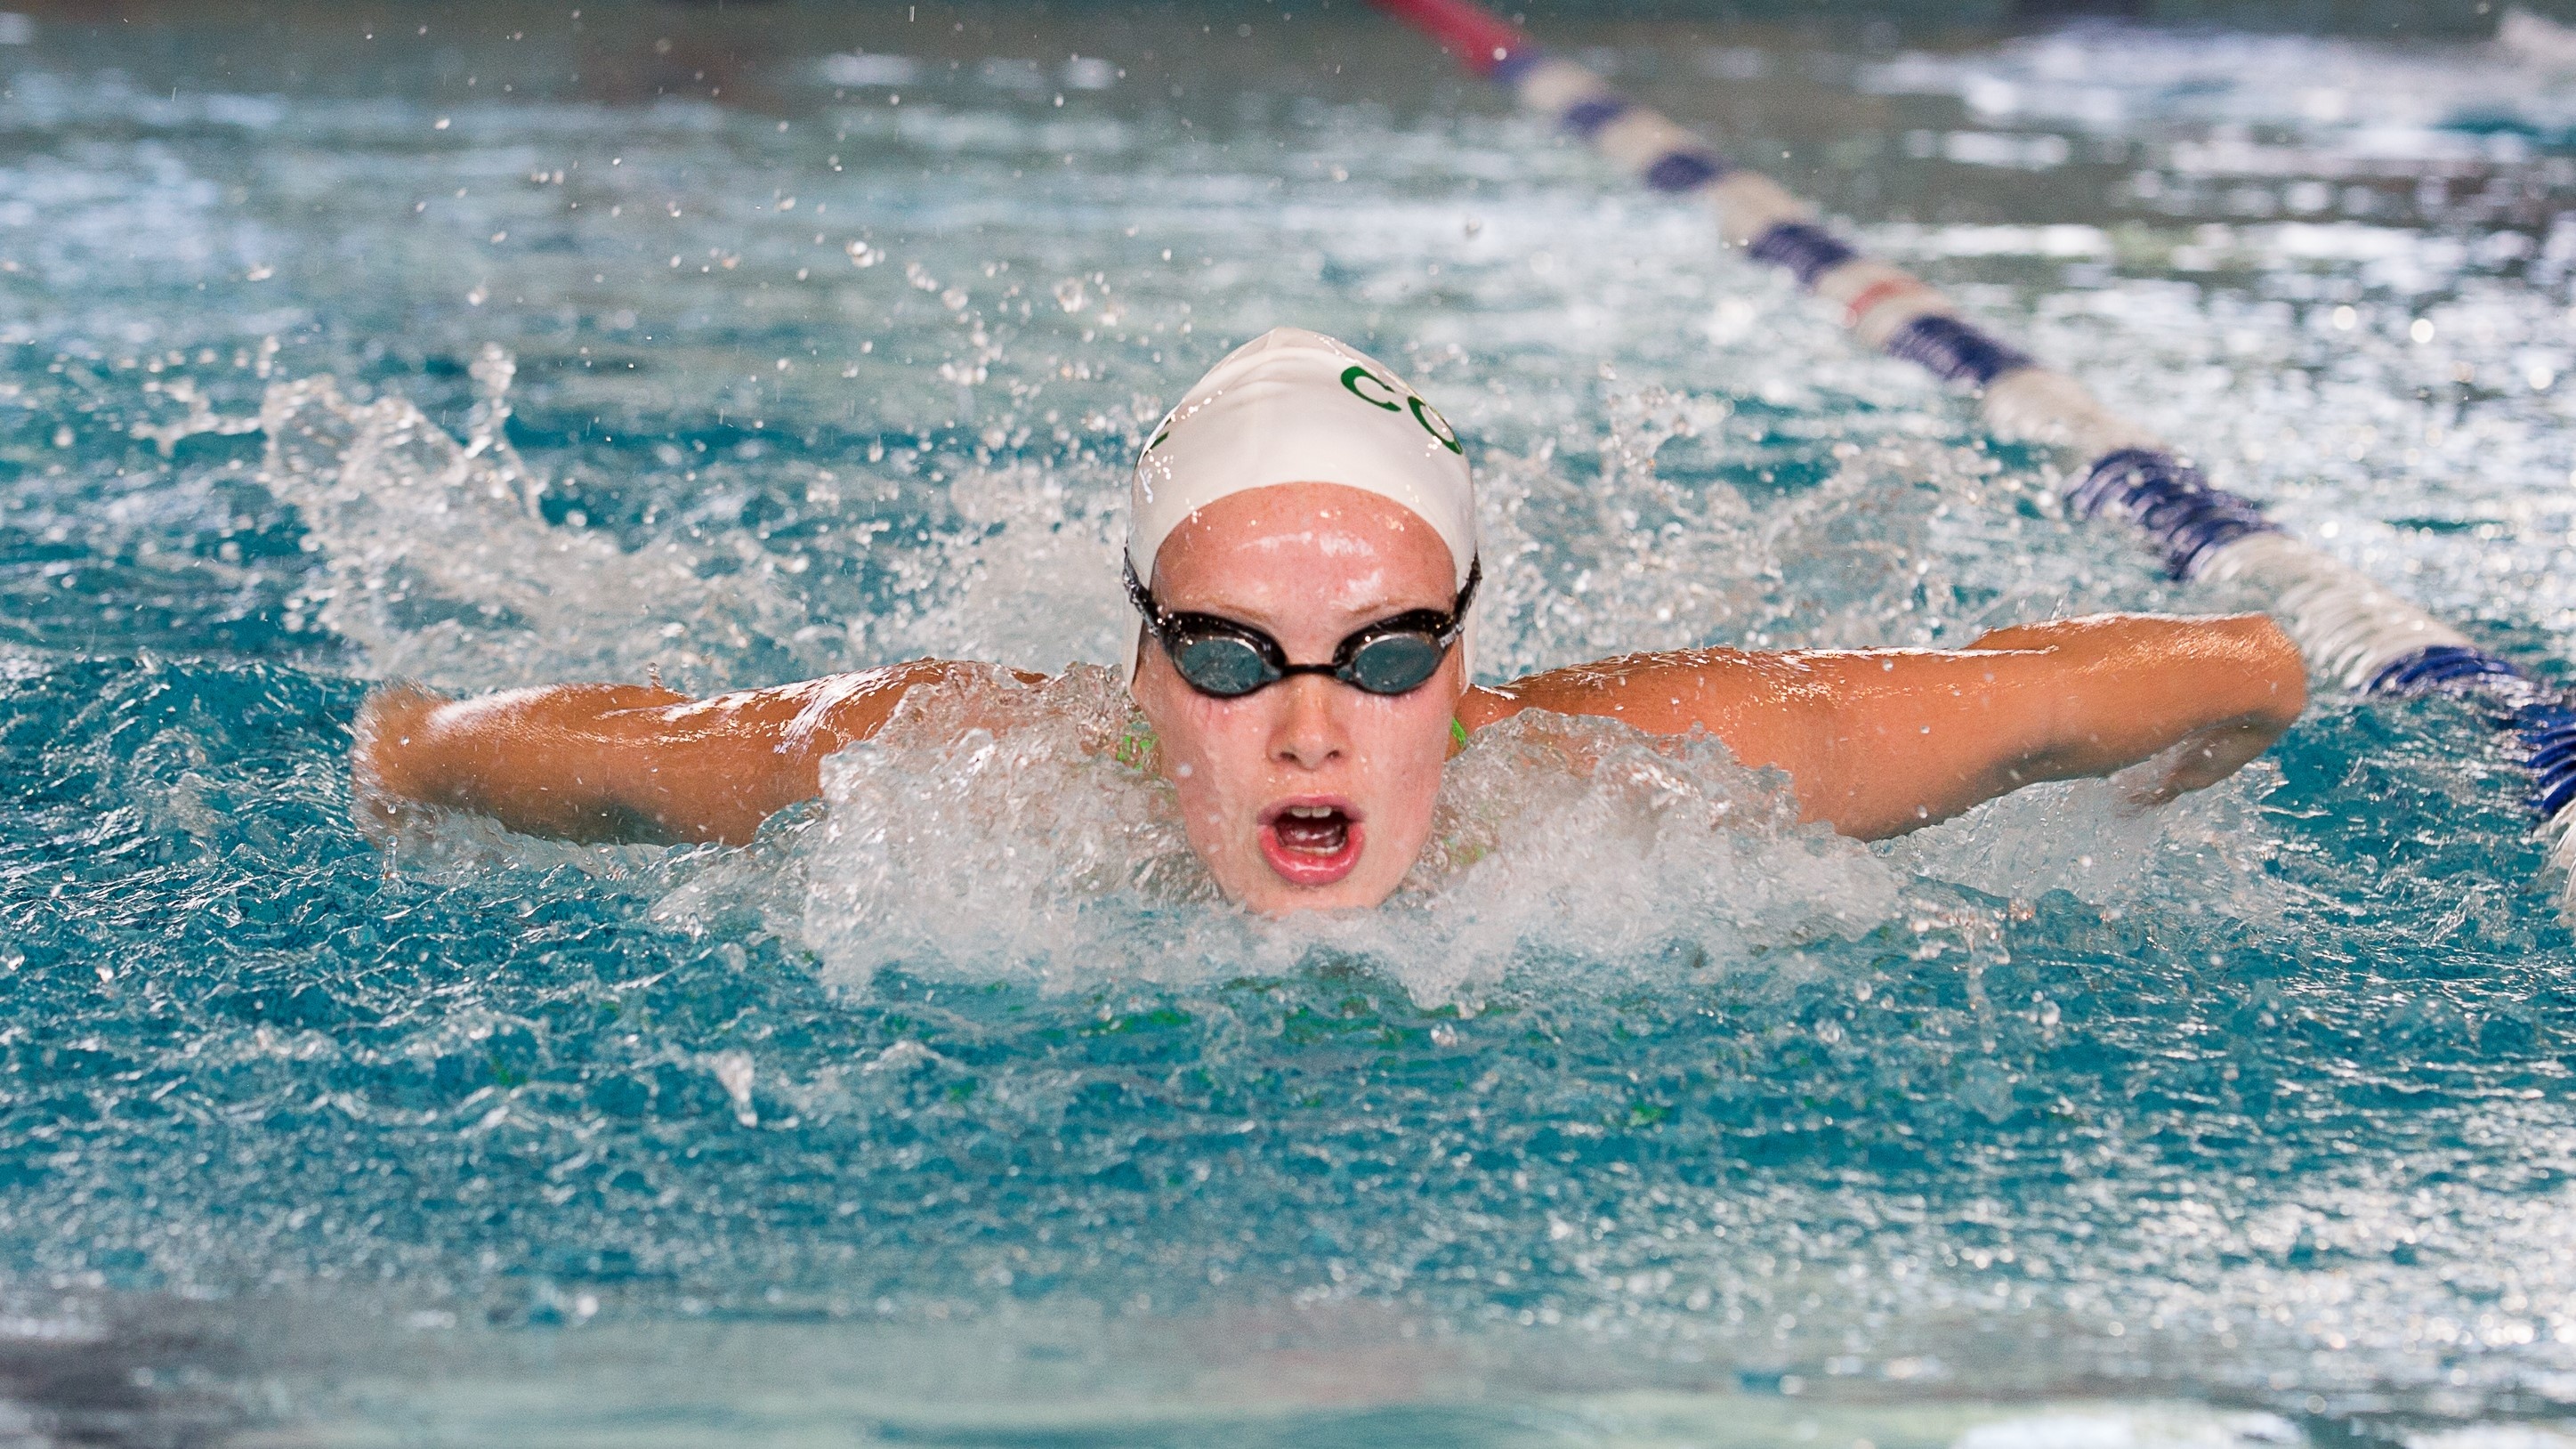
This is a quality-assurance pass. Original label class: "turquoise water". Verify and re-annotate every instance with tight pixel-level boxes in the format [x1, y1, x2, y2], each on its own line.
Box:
[6, 4, 2576, 1443]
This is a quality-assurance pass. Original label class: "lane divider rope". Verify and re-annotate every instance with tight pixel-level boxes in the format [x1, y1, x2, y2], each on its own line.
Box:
[1368, 0, 2576, 903]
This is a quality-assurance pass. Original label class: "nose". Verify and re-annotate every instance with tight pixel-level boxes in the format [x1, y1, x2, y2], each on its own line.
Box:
[1267, 675, 1349, 771]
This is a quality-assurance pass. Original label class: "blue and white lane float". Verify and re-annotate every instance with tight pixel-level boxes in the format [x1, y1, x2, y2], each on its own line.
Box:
[1369, 0, 2576, 908]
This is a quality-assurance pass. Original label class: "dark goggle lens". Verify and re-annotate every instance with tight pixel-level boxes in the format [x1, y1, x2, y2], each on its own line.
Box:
[1172, 635, 1278, 697]
[1343, 634, 1446, 695]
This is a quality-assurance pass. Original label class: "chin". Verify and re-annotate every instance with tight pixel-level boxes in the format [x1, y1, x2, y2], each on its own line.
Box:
[1231, 874, 1404, 917]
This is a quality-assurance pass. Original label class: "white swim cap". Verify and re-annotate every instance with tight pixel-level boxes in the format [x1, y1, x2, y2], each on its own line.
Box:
[1123, 326, 1479, 683]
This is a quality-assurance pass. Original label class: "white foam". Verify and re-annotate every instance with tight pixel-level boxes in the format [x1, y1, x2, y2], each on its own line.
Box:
[1860, 27, 2576, 150]
[1958, 1406, 2304, 1449]
[1890, 761, 2289, 922]
[2410, 1426, 2576, 1449]
[788, 664, 1901, 1006]
[254, 359, 836, 690]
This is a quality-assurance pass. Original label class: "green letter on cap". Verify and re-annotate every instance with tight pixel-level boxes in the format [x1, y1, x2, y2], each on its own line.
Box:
[1340, 364, 1402, 410]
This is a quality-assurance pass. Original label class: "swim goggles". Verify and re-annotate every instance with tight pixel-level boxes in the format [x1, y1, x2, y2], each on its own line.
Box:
[1124, 556, 1480, 699]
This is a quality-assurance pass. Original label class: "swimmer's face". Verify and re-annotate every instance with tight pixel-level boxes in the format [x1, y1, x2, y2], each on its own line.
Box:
[1134, 482, 1466, 916]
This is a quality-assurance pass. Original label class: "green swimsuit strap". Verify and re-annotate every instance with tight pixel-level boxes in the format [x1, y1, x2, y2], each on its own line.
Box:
[1114, 717, 1157, 769]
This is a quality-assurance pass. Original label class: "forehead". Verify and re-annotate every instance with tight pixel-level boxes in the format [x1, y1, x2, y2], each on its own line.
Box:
[1151, 482, 1455, 610]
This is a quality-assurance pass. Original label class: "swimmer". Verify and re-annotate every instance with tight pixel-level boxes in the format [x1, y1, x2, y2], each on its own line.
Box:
[351, 328, 2305, 916]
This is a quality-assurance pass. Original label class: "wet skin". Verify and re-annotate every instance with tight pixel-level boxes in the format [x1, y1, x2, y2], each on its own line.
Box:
[352, 483, 2307, 915]
[1128, 485, 1468, 914]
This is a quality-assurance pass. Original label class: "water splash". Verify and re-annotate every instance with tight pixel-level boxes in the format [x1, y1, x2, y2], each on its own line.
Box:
[795, 663, 1215, 993]
[8, 15, 2573, 1434]
[254, 357, 838, 690]
[1892, 760, 2289, 920]
[787, 663, 1902, 1005]
[854, 456, 1130, 672]
[1860, 23, 2576, 148]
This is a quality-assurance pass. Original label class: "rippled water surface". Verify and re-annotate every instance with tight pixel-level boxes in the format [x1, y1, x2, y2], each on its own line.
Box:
[5, 2, 2576, 1444]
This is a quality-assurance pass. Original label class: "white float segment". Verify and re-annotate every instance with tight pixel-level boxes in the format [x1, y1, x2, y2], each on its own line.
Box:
[1813, 261, 1959, 350]
[1704, 173, 1811, 249]
[1593, 111, 1707, 176]
[1506, 56, 1609, 117]
[2554, 813, 2576, 916]
[2194, 531, 2473, 690]
[1980, 368, 2168, 458]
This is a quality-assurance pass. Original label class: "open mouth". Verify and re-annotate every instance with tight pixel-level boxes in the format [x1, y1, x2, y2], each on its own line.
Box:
[1257, 798, 1365, 887]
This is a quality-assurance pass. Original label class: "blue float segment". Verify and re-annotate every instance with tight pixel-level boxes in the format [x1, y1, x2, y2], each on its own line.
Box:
[2357, 650, 2576, 821]
[1560, 95, 1629, 137]
[2517, 700, 2576, 820]
[1643, 150, 1730, 192]
[2367, 644, 2529, 697]
[1746, 222, 1857, 287]
[1882, 314, 2035, 388]
[1489, 47, 1546, 85]
[2065, 448, 2280, 579]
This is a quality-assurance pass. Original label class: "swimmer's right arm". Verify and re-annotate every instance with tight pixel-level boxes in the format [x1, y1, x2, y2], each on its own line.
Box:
[351, 660, 1013, 846]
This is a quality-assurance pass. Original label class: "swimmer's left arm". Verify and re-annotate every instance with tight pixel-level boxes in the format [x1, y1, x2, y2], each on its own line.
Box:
[1954, 613, 2306, 808]
[1466, 612, 2305, 839]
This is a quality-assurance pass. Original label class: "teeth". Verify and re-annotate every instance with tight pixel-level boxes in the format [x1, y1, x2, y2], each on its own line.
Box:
[1284, 805, 1335, 818]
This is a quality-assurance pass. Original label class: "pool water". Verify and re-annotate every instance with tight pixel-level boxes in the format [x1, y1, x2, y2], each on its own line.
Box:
[5, 2, 2576, 1443]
